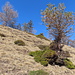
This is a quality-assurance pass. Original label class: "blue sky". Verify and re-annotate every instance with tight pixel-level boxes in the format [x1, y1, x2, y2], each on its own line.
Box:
[0, 0, 75, 39]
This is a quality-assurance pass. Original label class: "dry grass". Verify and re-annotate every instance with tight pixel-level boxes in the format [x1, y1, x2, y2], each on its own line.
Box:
[0, 25, 75, 75]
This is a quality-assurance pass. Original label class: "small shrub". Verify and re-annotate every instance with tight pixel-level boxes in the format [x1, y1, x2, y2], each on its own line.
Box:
[42, 50, 56, 58]
[38, 45, 50, 50]
[14, 40, 25, 46]
[29, 51, 36, 56]
[34, 56, 42, 62]
[29, 51, 44, 57]
[40, 61, 48, 66]
[29, 51, 45, 63]
[29, 49, 56, 66]
[29, 70, 49, 75]
[36, 33, 49, 41]
[0, 33, 6, 37]
[64, 58, 75, 69]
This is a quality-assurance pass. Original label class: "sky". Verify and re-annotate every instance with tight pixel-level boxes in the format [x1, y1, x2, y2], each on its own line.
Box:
[0, 0, 75, 39]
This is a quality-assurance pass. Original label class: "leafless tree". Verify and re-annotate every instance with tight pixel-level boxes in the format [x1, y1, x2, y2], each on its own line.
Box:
[23, 20, 33, 33]
[0, 2, 18, 27]
[41, 3, 75, 51]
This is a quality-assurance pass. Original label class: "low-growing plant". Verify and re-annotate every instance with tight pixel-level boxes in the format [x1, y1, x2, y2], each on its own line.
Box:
[29, 51, 44, 57]
[29, 45, 75, 69]
[64, 58, 75, 69]
[38, 45, 50, 50]
[14, 40, 25, 46]
[34, 56, 42, 63]
[29, 70, 49, 75]
[0, 33, 6, 37]
[29, 49, 56, 66]
[42, 50, 56, 58]
[40, 61, 48, 66]
[29, 50, 45, 63]
[36, 33, 49, 41]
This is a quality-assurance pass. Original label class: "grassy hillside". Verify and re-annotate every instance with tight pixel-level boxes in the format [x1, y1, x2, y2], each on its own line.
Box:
[0, 25, 75, 75]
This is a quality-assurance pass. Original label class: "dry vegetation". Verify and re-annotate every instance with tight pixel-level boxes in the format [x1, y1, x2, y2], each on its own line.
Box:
[0, 25, 75, 75]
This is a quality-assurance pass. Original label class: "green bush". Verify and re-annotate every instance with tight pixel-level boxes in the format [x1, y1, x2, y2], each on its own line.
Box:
[42, 50, 56, 58]
[29, 70, 49, 75]
[29, 49, 56, 66]
[14, 40, 25, 46]
[40, 61, 48, 66]
[29, 51, 45, 63]
[38, 45, 50, 50]
[34, 56, 42, 63]
[36, 33, 49, 41]
[29, 46, 75, 69]
[0, 33, 6, 37]
[64, 58, 75, 69]
[29, 51, 44, 57]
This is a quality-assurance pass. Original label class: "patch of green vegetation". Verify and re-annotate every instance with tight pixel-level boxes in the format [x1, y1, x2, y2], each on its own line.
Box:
[42, 50, 56, 58]
[29, 50, 46, 63]
[29, 45, 75, 69]
[40, 61, 48, 66]
[29, 48, 56, 66]
[38, 45, 50, 50]
[0, 33, 6, 37]
[36, 33, 49, 41]
[29, 70, 49, 75]
[14, 40, 25, 46]
[29, 51, 44, 57]
[64, 58, 75, 69]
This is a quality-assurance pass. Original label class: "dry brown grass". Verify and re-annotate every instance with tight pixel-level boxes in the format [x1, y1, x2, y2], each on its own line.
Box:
[0, 25, 75, 75]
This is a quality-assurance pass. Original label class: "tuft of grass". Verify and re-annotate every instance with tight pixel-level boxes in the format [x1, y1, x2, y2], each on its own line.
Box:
[64, 58, 75, 69]
[0, 33, 6, 37]
[14, 40, 25, 46]
[36, 33, 49, 41]
[29, 70, 49, 75]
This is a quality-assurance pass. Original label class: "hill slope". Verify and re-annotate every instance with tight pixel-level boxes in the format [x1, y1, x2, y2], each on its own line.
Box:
[0, 25, 75, 75]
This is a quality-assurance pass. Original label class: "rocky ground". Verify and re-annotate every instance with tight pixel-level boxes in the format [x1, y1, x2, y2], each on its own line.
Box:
[0, 25, 75, 75]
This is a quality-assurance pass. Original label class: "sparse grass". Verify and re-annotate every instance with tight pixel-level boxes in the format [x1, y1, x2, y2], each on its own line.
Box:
[0, 33, 6, 37]
[36, 33, 50, 41]
[64, 58, 75, 69]
[29, 70, 49, 75]
[14, 40, 25, 46]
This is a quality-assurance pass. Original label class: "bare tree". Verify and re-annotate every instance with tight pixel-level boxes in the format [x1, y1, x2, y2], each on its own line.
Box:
[68, 40, 75, 48]
[41, 3, 75, 51]
[0, 2, 18, 27]
[16, 23, 22, 30]
[23, 23, 29, 32]
[28, 20, 33, 33]
[23, 20, 33, 33]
